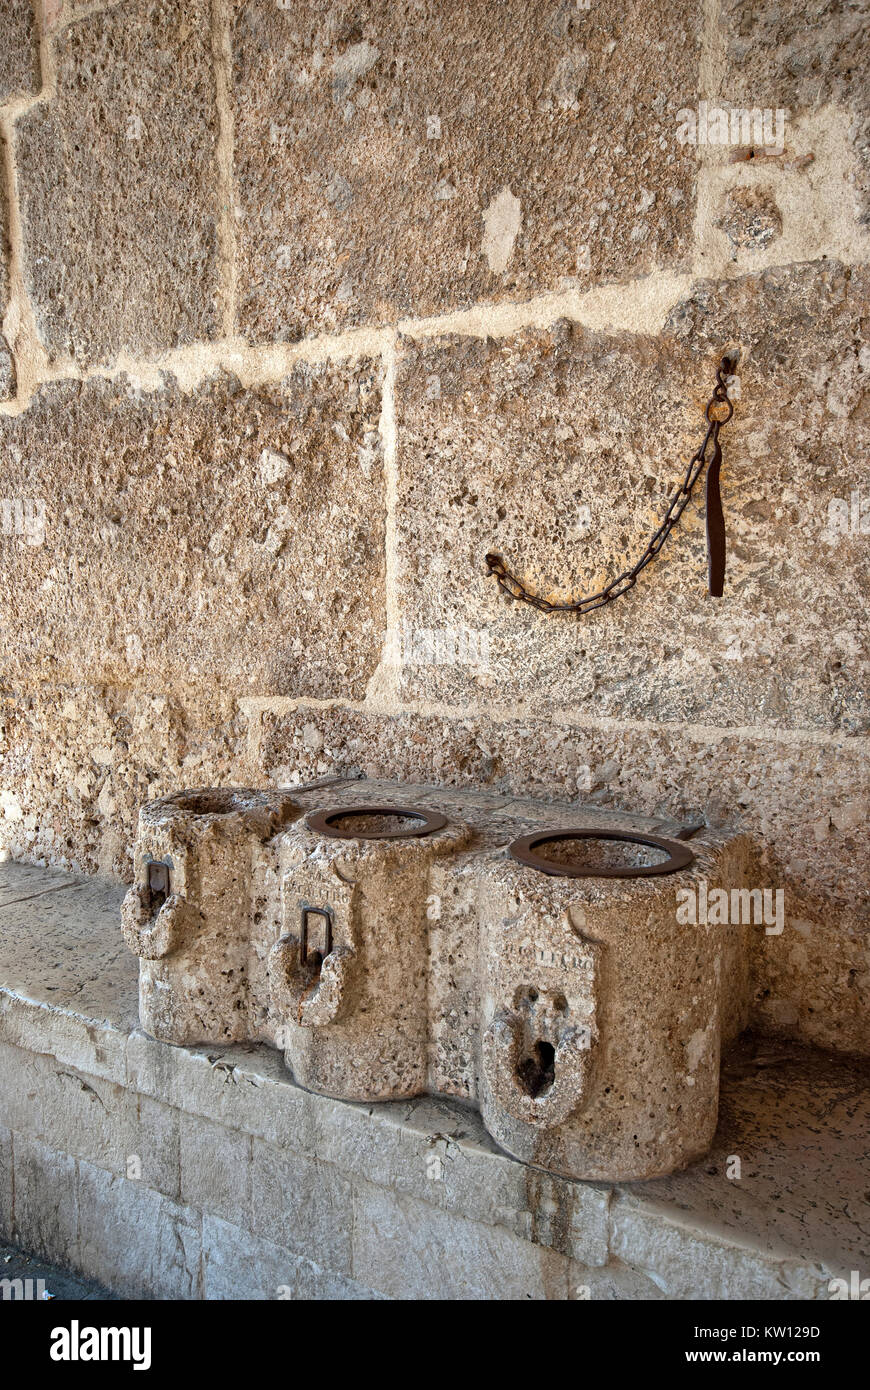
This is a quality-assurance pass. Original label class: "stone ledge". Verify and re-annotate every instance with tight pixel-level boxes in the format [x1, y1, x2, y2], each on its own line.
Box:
[0, 861, 867, 1300]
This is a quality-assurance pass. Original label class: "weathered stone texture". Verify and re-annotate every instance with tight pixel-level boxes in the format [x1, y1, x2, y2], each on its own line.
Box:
[718, 0, 870, 225]
[10, 1134, 79, 1264]
[351, 1182, 574, 1300]
[256, 706, 870, 1057]
[0, 148, 14, 399]
[180, 1112, 252, 1229]
[16, 0, 221, 366]
[0, 0, 40, 104]
[308, 1092, 612, 1265]
[0, 1124, 12, 1235]
[631, 1036, 870, 1284]
[717, 187, 783, 257]
[202, 1213, 380, 1300]
[609, 1198, 826, 1300]
[76, 1161, 202, 1299]
[392, 262, 869, 730]
[0, 364, 386, 700]
[0, 688, 251, 878]
[719, 0, 870, 113]
[231, 0, 699, 340]
[0, 1041, 180, 1201]
[251, 1139, 353, 1271]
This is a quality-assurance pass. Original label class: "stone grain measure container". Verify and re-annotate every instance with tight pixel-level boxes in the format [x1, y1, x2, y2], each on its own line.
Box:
[473, 833, 753, 1181]
[122, 781, 756, 1180]
[122, 788, 297, 1045]
[269, 808, 471, 1101]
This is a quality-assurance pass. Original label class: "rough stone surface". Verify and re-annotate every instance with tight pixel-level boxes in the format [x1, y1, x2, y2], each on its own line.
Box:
[0, 0, 40, 104]
[0, 1039, 126, 1172]
[471, 835, 752, 1181]
[0, 873, 137, 1036]
[179, 1111, 252, 1229]
[76, 1161, 201, 1299]
[250, 1139, 353, 1272]
[16, 0, 221, 366]
[711, 2, 870, 268]
[307, 1091, 612, 1266]
[717, 187, 783, 256]
[0, 687, 250, 880]
[626, 1034, 870, 1283]
[231, 0, 699, 340]
[610, 1200, 826, 1301]
[0, 365, 386, 701]
[718, 0, 870, 215]
[123, 787, 298, 1044]
[0, 151, 14, 399]
[121, 778, 754, 1180]
[351, 1182, 575, 1300]
[0, 1124, 12, 1234]
[719, 0, 869, 110]
[1, 870, 863, 1300]
[269, 810, 472, 1100]
[10, 1134, 79, 1264]
[202, 1214, 379, 1300]
[393, 263, 870, 729]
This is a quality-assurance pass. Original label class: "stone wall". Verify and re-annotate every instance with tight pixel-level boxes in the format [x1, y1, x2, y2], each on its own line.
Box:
[0, 2, 868, 1055]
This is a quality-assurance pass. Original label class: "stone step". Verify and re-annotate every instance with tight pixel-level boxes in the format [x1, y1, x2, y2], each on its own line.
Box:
[0, 862, 866, 1300]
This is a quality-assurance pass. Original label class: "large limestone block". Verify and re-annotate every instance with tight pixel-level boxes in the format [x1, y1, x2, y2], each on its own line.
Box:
[0, 365, 386, 699]
[392, 262, 870, 730]
[719, 0, 870, 116]
[16, 0, 221, 366]
[470, 837, 752, 1181]
[231, 0, 699, 340]
[122, 788, 298, 1045]
[269, 810, 471, 1100]
[0, 687, 251, 880]
[0, 0, 40, 104]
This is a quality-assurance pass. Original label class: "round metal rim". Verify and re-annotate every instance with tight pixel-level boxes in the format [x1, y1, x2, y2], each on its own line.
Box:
[508, 828, 695, 879]
[306, 805, 449, 841]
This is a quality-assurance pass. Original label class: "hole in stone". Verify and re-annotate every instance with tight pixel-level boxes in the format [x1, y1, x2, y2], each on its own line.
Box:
[307, 805, 448, 840]
[517, 1040, 556, 1099]
[172, 789, 268, 816]
[533, 836, 670, 870]
[509, 828, 694, 879]
[329, 811, 428, 836]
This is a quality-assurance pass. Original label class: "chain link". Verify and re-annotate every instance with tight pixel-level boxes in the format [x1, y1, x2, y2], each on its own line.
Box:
[485, 356, 736, 615]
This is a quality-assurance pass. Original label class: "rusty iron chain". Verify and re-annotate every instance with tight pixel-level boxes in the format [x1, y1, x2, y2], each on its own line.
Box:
[485, 355, 736, 615]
